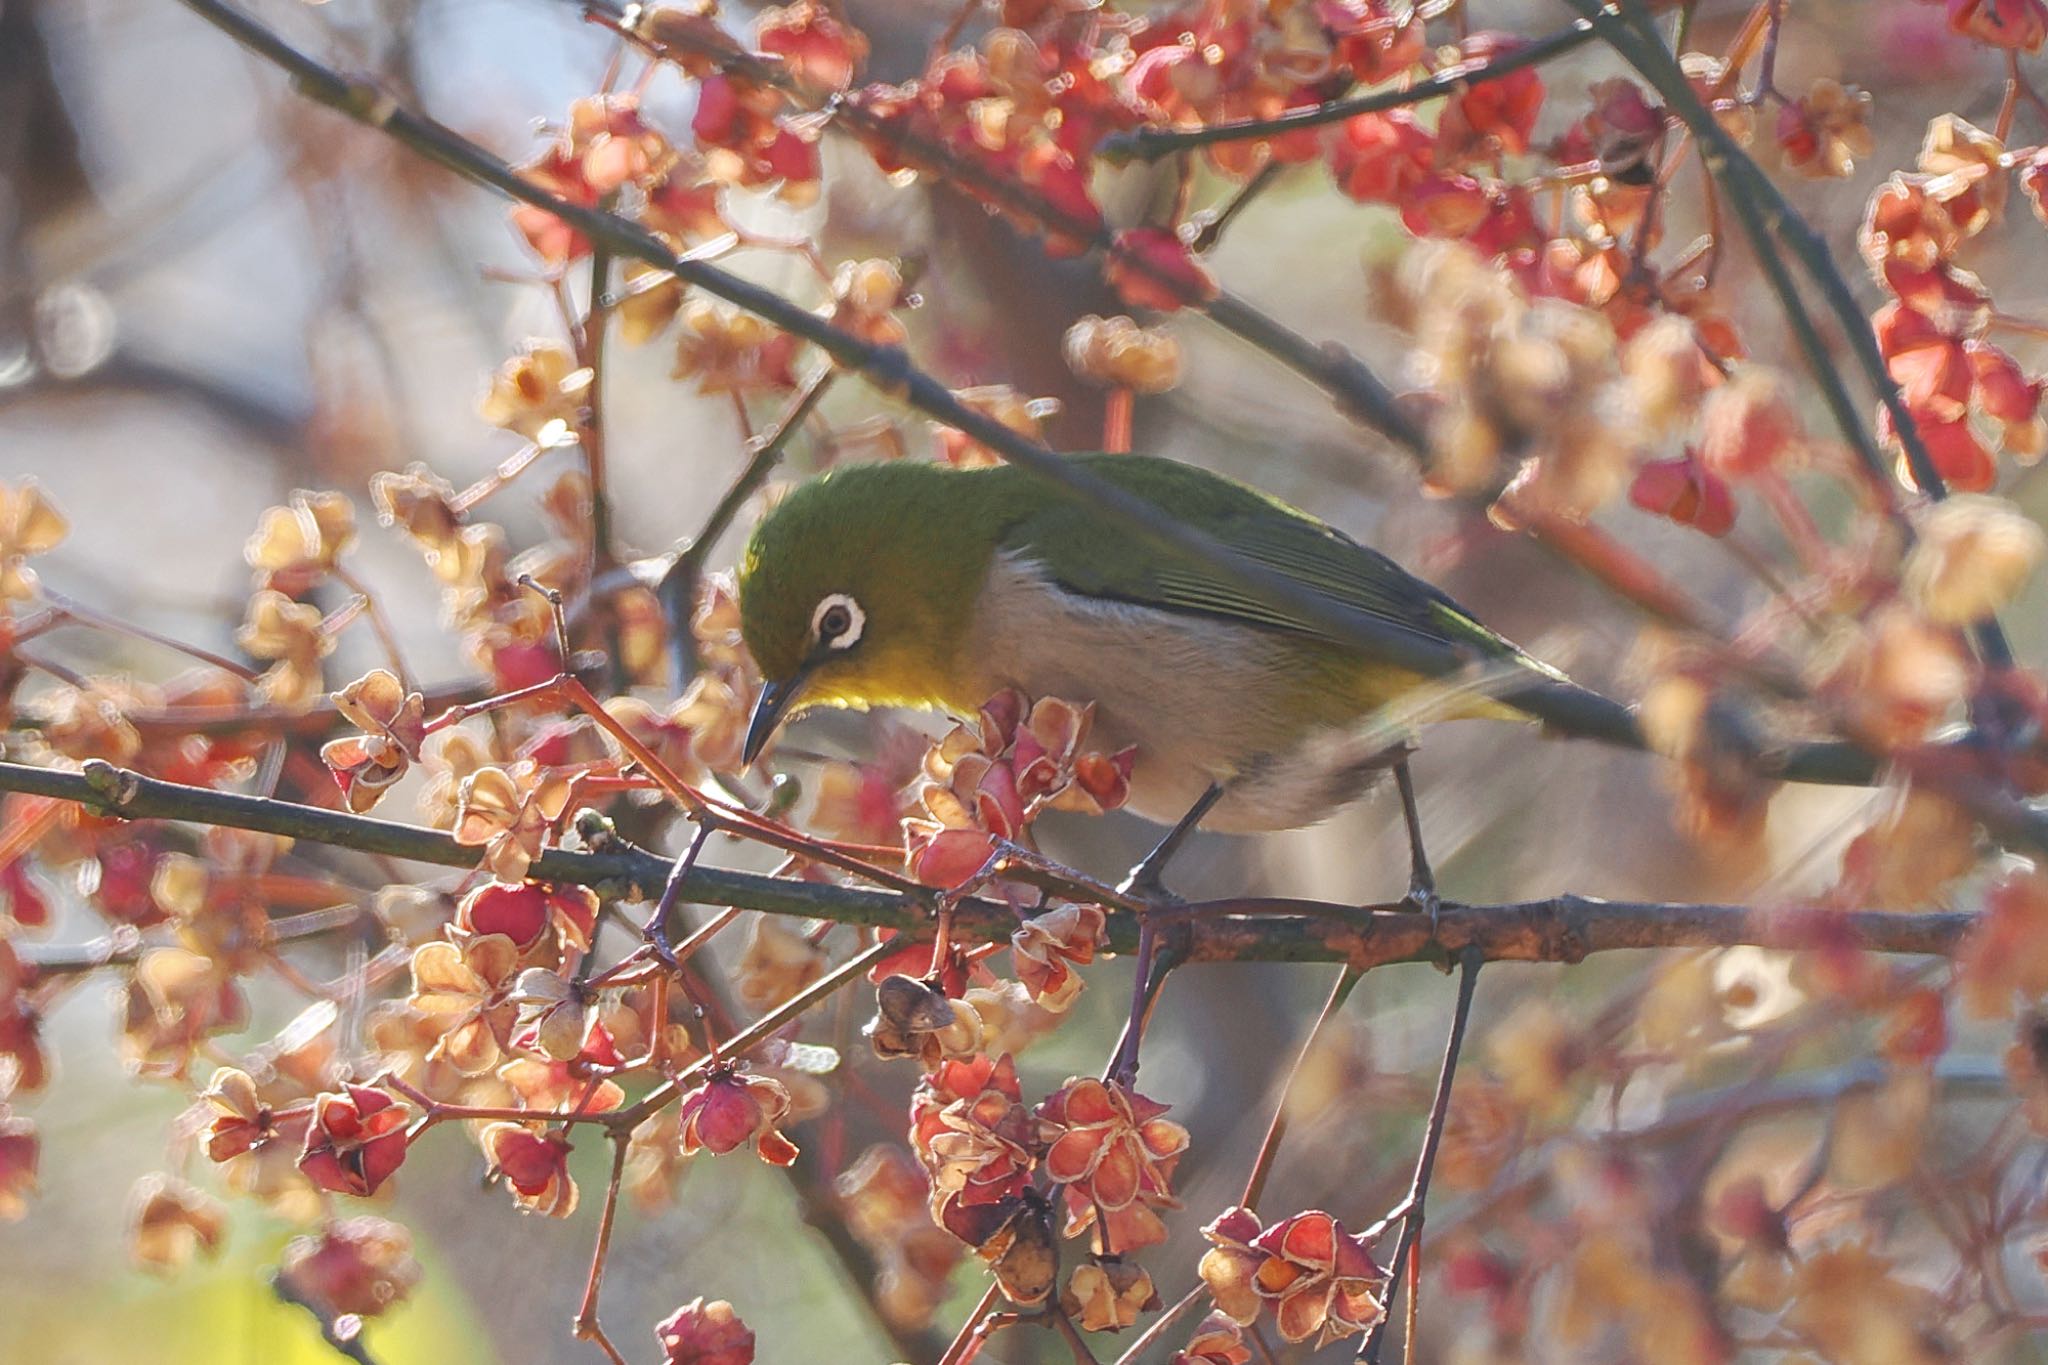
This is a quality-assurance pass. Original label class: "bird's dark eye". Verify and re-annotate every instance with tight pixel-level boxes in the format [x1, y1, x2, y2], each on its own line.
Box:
[810, 593, 865, 652]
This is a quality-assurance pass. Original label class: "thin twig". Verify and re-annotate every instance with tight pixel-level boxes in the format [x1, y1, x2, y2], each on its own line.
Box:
[14, 675, 497, 739]
[1105, 915, 1188, 1087]
[643, 822, 714, 964]
[656, 366, 835, 688]
[1049, 1304, 1104, 1364]
[333, 568, 412, 688]
[1243, 965, 1363, 1210]
[1098, 20, 1597, 161]
[934, 1276, 1007, 1365]
[578, 233, 633, 696]
[616, 939, 892, 1127]
[1108, 1286, 1206, 1365]
[1187, 158, 1282, 253]
[581, 240, 617, 574]
[20, 902, 365, 975]
[570, 1130, 632, 1365]
[40, 588, 261, 681]
[1357, 947, 1483, 1363]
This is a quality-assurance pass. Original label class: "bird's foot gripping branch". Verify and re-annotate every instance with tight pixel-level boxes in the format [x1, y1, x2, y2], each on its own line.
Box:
[8, 0, 2048, 1360]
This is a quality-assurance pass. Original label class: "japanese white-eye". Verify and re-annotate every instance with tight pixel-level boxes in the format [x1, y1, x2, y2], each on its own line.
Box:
[733, 454, 1630, 834]
[734, 453, 1656, 833]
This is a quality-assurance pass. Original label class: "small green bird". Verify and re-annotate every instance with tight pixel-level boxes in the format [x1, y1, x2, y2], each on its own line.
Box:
[735, 452, 1641, 836]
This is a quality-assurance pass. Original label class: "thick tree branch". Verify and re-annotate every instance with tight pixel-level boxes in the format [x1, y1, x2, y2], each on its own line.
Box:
[0, 761, 1978, 970]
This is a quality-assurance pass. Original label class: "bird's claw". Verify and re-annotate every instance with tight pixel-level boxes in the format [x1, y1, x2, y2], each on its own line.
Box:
[1117, 866, 1170, 902]
[1403, 879, 1442, 942]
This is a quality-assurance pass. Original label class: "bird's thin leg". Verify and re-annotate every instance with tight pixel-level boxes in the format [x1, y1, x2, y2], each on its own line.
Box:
[1392, 755, 1440, 935]
[1119, 782, 1225, 899]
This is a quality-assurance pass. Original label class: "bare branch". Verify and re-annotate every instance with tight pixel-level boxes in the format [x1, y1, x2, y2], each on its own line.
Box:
[1358, 948, 1482, 1363]
[1099, 20, 1598, 161]
[656, 366, 837, 687]
[0, 761, 1979, 970]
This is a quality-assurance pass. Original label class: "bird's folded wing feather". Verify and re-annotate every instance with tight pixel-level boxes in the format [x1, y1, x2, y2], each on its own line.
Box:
[999, 454, 1540, 668]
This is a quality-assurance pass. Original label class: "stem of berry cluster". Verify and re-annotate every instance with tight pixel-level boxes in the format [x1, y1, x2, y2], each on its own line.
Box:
[1357, 947, 1482, 1363]
[656, 366, 836, 689]
[1097, 19, 1599, 160]
[569, 1131, 633, 1365]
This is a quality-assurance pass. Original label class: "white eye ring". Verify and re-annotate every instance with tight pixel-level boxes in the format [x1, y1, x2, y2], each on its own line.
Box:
[811, 593, 864, 651]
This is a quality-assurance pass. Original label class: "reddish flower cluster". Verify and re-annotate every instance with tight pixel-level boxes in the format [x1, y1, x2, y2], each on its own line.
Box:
[277, 1217, 422, 1322]
[1628, 453, 1736, 537]
[676, 1063, 800, 1167]
[834, 1144, 965, 1328]
[1926, 0, 2048, 51]
[458, 879, 598, 958]
[319, 669, 426, 813]
[847, 26, 1124, 255]
[513, 92, 730, 267]
[905, 690, 1134, 889]
[1010, 904, 1106, 1011]
[481, 1123, 579, 1218]
[1199, 1206, 1388, 1345]
[909, 1053, 1036, 1242]
[297, 1083, 410, 1198]
[1037, 1076, 1189, 1252]
[1864, 115, 2045, 490]
[655, 1296, 757, 1365]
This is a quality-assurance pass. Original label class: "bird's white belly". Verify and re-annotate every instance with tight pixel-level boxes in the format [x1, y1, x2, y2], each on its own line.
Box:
[958, 554, 1398, 833]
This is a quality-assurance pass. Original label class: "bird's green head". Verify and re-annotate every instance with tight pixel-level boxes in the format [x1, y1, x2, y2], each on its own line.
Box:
[735, 462, 1000, 762]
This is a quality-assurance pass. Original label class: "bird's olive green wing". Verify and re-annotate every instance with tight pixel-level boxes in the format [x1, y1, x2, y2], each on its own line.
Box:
[995, 454, 1540, 668]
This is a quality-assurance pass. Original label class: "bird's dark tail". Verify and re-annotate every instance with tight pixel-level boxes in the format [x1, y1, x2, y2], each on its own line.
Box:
[1506, 677, 1884, 787]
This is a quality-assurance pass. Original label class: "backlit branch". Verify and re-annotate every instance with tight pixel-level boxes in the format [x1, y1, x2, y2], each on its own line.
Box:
[0, 760, 1977, 971]
[1099, 19, 1599, 161]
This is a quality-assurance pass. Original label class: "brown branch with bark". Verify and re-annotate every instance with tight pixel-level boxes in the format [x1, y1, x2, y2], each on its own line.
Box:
[0, 759, 1978, 972]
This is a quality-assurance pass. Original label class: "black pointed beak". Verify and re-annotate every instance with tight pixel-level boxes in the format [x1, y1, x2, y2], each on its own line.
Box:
[743, 672, 808, 767]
